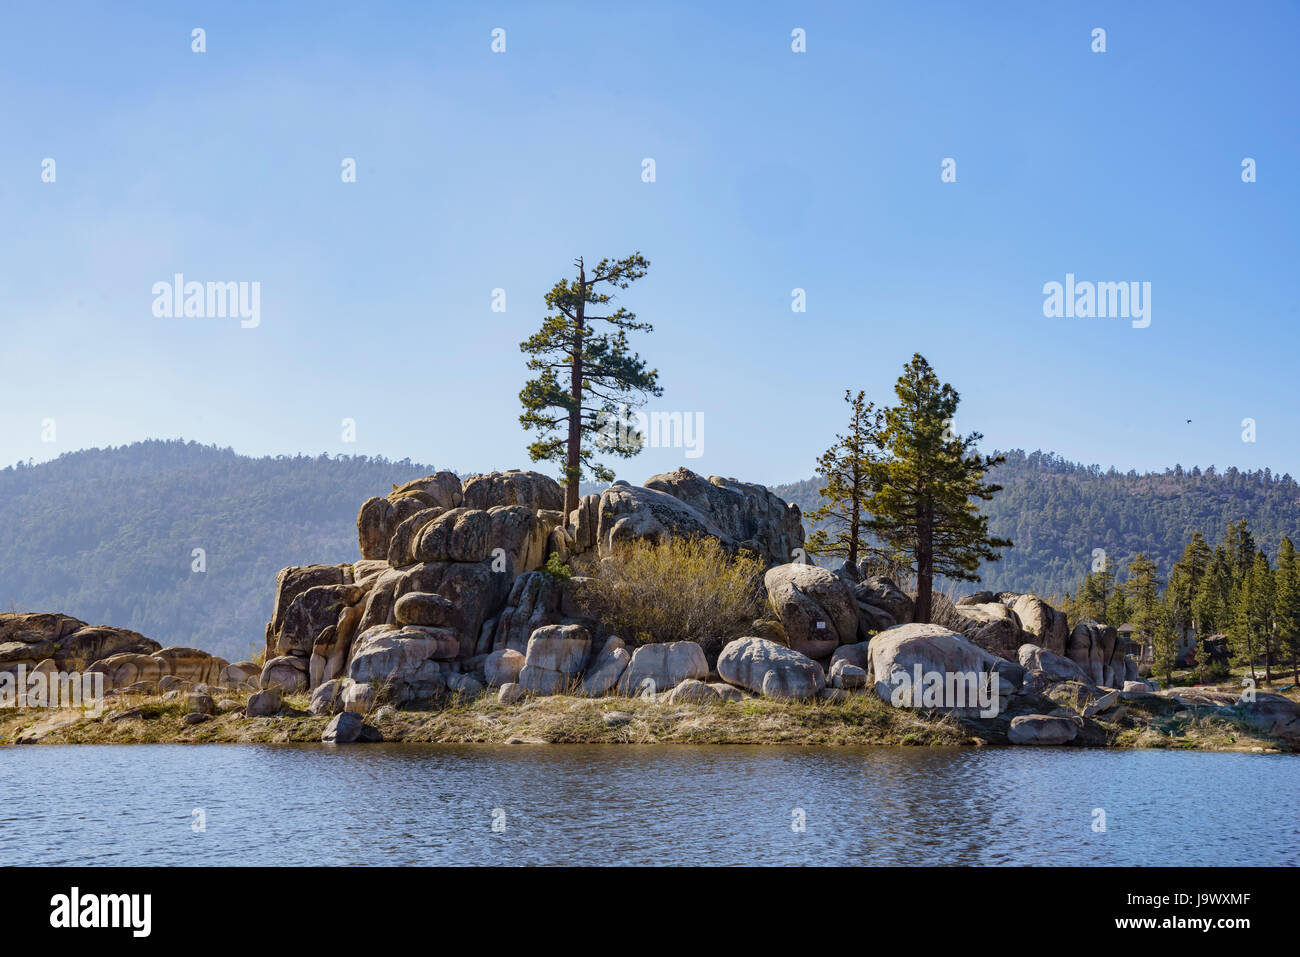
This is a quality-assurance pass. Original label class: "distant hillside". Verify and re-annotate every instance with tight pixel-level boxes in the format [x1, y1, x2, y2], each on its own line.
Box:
[0, 441, 436, 661]
[773, 449, 1300, 601]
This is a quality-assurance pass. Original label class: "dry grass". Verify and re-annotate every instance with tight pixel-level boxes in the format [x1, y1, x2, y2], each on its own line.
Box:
[1, 684, 1292, 752]
[0, 687, 974, 747]
[584, 537, 765, 649]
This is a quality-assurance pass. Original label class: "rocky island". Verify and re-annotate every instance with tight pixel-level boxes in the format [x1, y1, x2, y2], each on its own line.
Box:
[2, 467, 1297, 751]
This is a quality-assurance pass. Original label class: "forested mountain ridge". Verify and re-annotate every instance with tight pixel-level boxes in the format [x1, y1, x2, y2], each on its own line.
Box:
[773, 450, 1300, 601]
[0, 441, 437, 661]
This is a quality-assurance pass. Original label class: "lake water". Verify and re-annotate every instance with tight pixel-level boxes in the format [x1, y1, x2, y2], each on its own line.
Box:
[2, 745, 1296, 866]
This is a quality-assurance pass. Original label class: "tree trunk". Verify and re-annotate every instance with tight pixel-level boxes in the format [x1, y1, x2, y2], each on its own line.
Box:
[914, 520, 933, 624]
[914, 554, 932, 623]
[847, 464, 859, 573]
[913, 499, 934, 623]
[564, 262, 585, 517]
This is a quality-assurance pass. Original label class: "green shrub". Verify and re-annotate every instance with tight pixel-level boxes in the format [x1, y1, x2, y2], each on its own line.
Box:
[542, 551, 572, 582]
[586, 537, 764, 649]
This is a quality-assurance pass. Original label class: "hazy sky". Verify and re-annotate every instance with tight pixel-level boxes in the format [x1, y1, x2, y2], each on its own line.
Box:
[2, 1, 1297, 485]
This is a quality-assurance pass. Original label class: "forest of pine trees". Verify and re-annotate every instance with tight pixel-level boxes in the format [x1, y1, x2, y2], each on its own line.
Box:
[1062, 521, 1300, 686]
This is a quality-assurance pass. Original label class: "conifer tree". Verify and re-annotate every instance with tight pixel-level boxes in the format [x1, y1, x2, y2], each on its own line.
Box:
[1193, 546, 1233, 636]
[804, 390, 885, 575]
[519, 254, 661, 514]
[1125, 553, 1163, 667]
[863, 354, 1011, 623]
[1275, 537, 1300, 682]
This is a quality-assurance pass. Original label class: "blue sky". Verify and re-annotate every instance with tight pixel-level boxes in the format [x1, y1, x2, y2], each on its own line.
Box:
[2, 1, 1297, 485]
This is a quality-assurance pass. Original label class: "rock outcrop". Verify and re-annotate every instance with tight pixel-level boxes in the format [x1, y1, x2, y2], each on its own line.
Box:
[868, 623, 1009, 712]
[643, 468, 804, 565]
[763, 563, 857, 658]
[716, 636, 825, 700]
[247, 467, 810, 711]
[616, 641, 708, 696]
[0, 614, 231, 698]
[0, 613, 161, 672]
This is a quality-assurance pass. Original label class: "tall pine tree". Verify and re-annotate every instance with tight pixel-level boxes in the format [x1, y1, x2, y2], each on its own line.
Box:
[864, 354, 1011, 623]
[804, 390, 885, 576]
[519, 254, 661, 514]
[1275, 537, 1300, 682]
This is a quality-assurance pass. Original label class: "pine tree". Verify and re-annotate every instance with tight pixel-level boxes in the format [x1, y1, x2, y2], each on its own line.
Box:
[1193, 546, 1232, 636]
[804, 390, 885, 575]
[1075, 561, 1117, 623]
[519, 254, 661, 514]
[1229, 553, 1270, 683]
[1125, 553, 1163, 670]
[1152, 614, 1180, 685]
[1167, 531, 1211, 640]
[1225, 519, 1256, 586]
[1275, 537, 1300, 682]
[1105, 581, 1129, 630]
[863, 354, 1012, 623]
[1251, 550, 1276, 682]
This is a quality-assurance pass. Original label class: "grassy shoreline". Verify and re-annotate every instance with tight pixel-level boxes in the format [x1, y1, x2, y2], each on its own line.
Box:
[2, 686, 1292, 752]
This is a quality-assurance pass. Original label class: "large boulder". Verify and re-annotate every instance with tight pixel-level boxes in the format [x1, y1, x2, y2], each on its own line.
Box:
[1008, 714, 1079, 745]
[828, 659, 867, 689]
[487, 505, 551, 573]
[150, 646, 228, 685]
[716, 636, 825, 700]
[246, 688, 282, 717]
[518, 624, 591, 695]
[260, 655, 308, 692]
[267, 565, 349, 653]
[276, 584, 363, 657]
[868, 623, 1005, 713]
[829, 641, 872, 674]
[491, 572, 561, 654]
[483, 648, 526, 687]
[386, 507, 446, 568]
[952, 602, 1023, 661]
[220, 660, 261, 690]
[617, 641, 709, 696]
[568, 495, 602, 554]
[763, 563, 858, 658]
[853, 577, 914, 625]
[392, 472, 464, 510]
[309, 679, 344, 715]
[86, 652, 163, 690]
[1066, 621, 1121, 687]
[410, 508, 492, 564]
[853, 601, 897, 634]
[462, 470, 564, 512]
[357, 497, 395, 561]
[642, 468, 804, 565]
[322, 712, 366, 744]
[1236, 693, 1300, 741]
[1018, 643, 1094, 687]
[580, 636, 631, 696]
[394, 561, 509, 659]
[394, 592, 455, 628]
[1010, 594, 1069, 657]
[594, 482, 731, 556]
[346, 625, 457, 705]
[0, 614, 161, 672]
